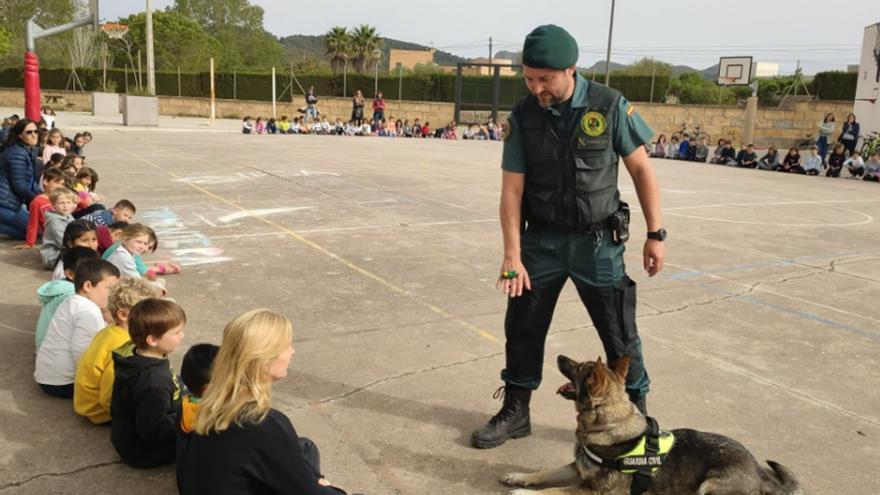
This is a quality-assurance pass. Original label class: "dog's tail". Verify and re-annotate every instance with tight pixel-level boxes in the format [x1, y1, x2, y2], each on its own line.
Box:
[764, 460, 802, 495]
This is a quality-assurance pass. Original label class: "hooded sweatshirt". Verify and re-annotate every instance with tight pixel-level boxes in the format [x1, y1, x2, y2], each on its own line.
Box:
[34, 279, 75, 349]
[40, 211, 73, 269]
[111, 342, 181, 468]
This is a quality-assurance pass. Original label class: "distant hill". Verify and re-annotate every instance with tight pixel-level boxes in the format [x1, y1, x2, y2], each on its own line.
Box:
[494, 50, 519, 62]
[278, 34, 466, 70]
[582, 60, 628, 74]
[701, 64, 720, 80]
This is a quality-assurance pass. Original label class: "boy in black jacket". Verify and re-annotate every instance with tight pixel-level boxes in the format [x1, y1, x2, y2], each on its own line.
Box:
[111, 298, 187, 468]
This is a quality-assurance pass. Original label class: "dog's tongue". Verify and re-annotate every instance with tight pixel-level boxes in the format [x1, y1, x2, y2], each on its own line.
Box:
[557, 382, 576, 400]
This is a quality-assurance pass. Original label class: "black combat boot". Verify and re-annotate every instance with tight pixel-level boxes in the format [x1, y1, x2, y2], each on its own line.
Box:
[470, 385, 531, 449]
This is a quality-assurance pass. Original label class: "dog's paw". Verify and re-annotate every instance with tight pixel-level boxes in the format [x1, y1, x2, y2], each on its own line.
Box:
[500, 472, 531, 487]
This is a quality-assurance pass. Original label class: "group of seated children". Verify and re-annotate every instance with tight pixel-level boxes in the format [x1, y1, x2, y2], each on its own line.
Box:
[649, 133, 710, 162]
[648, 126, 879, 181]
[746, 145, 879, 179]
[242, 114, 502, 141]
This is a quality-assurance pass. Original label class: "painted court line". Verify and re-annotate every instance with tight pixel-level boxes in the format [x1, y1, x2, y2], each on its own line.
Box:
[665, 263, 880, 342]
[120, 146, 498, 344]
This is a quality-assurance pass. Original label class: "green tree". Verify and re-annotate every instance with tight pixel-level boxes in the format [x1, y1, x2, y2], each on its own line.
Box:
[0, 28, 11, 58]
[173, 0, 264, 31]
[614, 57, 672, 77]
[211, 27, 282, 70]
[0, 0, 78, 66]
[350, 25, 381, 73]
[114, 10, 223, 71]
[324, 26, 350, 72]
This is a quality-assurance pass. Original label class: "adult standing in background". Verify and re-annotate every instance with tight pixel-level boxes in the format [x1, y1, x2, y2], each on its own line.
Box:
[305, 87, 319, 123]
[839, 113, 860, 157]
[817, 113, 835, 163]
[371, 92, 386, 128]
[351, 90, 365, 127]
[0, 119, 41, 240]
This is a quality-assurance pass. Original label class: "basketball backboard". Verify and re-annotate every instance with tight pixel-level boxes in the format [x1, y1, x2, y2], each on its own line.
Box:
[717, 56, 753, 86]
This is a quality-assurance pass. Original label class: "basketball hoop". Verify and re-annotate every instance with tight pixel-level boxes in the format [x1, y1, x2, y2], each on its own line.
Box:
[719, 76, 738, 86]
[100, 23, 129, 39]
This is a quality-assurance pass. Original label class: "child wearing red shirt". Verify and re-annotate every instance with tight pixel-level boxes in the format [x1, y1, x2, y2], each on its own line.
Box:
[18, 168, 67, 249]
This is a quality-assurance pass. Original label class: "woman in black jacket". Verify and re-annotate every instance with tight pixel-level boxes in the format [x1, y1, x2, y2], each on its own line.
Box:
[178, 310, 355, 495]
[0, 119, 40, 239]
[838, 113, 860, 157]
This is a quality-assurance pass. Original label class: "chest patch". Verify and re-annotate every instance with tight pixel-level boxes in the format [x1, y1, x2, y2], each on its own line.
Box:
[581, 111, 607, 137]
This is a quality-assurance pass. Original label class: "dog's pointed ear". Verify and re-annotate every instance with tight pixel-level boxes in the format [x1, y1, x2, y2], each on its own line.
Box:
[587, 358, 607, 396]
[611, 356, 630, 380]
[557, 355, 578, 381]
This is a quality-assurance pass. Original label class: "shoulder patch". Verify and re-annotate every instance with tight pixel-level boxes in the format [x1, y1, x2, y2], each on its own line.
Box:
[502, 116, 513, 141]
[581, 111, 606, 137]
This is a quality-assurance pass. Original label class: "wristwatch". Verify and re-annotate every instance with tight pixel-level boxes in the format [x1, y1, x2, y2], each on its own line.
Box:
[647, 228, 667, 241]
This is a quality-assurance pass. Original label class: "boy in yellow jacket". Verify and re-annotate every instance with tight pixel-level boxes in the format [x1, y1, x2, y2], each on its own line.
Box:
[73, 278, 160, 424]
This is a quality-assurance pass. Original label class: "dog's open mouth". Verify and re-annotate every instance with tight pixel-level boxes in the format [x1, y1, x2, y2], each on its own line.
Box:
[557, 382, 576, 400]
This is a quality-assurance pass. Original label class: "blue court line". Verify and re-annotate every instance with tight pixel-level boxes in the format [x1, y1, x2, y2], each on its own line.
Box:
[665, 273, 880, 343]
[669, 250, 880, 280]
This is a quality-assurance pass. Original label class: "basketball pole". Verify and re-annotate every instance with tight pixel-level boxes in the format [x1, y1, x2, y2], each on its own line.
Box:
[145, 0, 156, 96]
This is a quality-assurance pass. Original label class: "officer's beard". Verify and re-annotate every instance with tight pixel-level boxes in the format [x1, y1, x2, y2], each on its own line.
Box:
[537, 87, 571, 108]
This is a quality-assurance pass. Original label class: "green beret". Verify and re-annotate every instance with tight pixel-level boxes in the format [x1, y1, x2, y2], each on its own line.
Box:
[522, 25, 578, 70]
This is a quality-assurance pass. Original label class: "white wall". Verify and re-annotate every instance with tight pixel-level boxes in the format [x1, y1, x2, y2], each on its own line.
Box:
[854, 23, 880, 138]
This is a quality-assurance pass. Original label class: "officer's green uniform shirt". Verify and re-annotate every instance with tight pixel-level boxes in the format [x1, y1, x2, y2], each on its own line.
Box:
[502, 74, 654, 173]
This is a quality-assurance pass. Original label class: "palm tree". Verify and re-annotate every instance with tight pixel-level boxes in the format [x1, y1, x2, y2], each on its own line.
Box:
[350, 24, 382, 73]
[324, 26, 350, 73]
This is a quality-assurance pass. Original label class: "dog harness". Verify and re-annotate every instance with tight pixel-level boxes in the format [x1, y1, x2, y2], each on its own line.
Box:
[581, 416, 675, 495]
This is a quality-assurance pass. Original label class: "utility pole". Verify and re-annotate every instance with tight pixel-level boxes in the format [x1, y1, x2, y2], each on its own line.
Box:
[604, 0, 616, 86]
[145, 0, 155, 95]
[489, 36, 493, 65]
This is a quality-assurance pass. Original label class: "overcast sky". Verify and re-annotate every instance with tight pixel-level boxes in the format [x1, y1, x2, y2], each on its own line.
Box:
[103, 0, 876, 75]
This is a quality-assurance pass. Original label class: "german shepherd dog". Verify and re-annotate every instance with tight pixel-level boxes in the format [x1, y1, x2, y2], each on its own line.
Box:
[500, 355, 802, 495]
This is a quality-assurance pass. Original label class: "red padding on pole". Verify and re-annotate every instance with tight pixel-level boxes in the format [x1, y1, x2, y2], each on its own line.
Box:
[24, 51, 41, 122]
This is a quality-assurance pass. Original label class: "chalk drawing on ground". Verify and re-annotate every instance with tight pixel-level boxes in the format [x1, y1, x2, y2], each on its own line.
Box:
[141, 208, 233, 267]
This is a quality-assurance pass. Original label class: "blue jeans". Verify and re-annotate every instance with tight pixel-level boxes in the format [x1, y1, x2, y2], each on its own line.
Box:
[305, 106, 318, 121]
[0, 204, 28, 240]
[817, 136, 829, 162]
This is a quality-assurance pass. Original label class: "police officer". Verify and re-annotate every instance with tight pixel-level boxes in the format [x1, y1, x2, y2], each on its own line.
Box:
[471, 25, 666, 449]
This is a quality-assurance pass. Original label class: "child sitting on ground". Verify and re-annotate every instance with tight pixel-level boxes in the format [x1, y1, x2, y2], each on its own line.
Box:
[40, 187, 79, 269]
[96, 221, 128, 254]
[17, 168, 67, 249]
[241, 116, 254, 134]
[826, 143, 847, 178]
[35, 247, 99, 350]
[51, 219, 99, 280]
[104, 224, 180, 290]
[757, 147, 779, 170]
[42, 128, 67, 163]
[74, 166, 99, 201]
[111, 298, 187, 468]
[844, 151, 865, 178]
[800, 146, 822, 175]
[777, 147, 800, 173]
[81, 199, 136, 226]
[177, 343, 220, 461]
[74, 278, 159, 424]
[863, 152, 880, 182]
[692, 137, 709, 162]
[34, 259, 120, 398]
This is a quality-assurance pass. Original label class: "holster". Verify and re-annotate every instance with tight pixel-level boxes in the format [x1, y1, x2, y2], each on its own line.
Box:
[610, 201, 630, 244]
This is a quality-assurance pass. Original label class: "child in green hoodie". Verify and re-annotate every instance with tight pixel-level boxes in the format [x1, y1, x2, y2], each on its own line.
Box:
[35, 246, 99, 350]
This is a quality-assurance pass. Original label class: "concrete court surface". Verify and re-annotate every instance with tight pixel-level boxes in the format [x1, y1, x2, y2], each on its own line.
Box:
[1, 109, 878, 494]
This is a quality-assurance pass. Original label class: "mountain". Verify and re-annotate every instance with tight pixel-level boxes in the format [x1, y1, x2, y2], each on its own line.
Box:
[494, 50, 519, 62]
[582, 60, 628, 74]
[700, 64, 720, 80]
[278, 34, 466, 70]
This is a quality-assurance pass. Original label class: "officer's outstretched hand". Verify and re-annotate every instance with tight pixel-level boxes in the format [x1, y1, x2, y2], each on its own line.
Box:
[497, 256, 531, 297]
[643, 239, 665, 277]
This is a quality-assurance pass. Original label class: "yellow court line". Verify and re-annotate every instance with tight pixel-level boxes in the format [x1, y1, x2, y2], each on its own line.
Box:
[121, 147, 498, 343]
